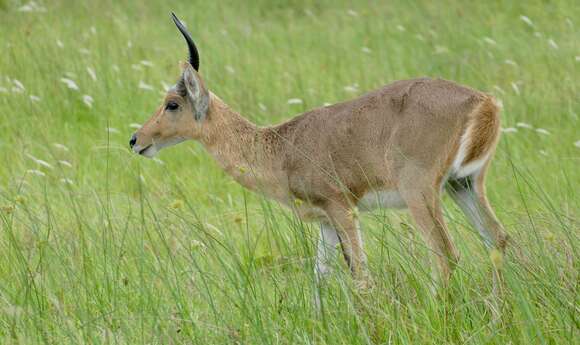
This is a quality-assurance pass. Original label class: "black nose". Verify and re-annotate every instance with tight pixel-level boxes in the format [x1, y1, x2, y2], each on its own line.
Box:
[129, 134, 137, 148]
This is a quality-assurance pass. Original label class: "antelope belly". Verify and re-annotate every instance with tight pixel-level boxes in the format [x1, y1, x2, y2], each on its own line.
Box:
[357, 190, 407, 211]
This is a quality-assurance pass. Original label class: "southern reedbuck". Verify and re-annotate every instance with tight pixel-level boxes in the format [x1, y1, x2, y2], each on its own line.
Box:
[130, 13, 509, 295]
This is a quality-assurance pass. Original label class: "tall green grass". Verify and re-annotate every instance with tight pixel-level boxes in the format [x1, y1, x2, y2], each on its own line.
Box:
[0, 0, 578, 343]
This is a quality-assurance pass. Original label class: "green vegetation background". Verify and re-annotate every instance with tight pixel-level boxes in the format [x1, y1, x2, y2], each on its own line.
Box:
[0, 0, 578, 344]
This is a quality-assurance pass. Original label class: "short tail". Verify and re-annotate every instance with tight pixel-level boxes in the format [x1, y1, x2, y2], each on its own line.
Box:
[451, 96, 501, 178]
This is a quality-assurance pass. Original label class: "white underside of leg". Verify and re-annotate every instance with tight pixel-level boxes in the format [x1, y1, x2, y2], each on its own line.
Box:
[450, 187, 494, 247]
[314, 222, 340, 277]
[313, 222, 340, 309]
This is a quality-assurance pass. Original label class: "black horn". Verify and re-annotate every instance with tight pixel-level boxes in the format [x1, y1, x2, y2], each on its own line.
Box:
[171, 12, 200, 71]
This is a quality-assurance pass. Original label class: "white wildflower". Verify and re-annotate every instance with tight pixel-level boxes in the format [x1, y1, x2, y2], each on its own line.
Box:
[396, 25, 406, 32]
[53, 143, 69, 151]
[12, 79, 25, 91]
[539, 150, 548, 156]
[60, 78, 79, 91]
[361, 47, 372, 54]
[535, 128, 550, 135]
[574, 140, 580, 148]
[106, 127, 120, 134]
[323, 102, 332, 107]
[58, 160, 73, 168]
[29, 95, 41, 102]
[504, 59, 517, 66]
[160, 81, 171, 91]
[347, 9, 358, 17]
[225, 65, 235, 74]
[18, 1, 46, 12]
[287, 98, 303, 105]
[129, 123, 141, 129]
[191, 239, 206, 250]
[501, 127, 518, 133]
[258, 103, 267, 112]
[520, 15, 534, 27]
[511, 82, 520, 95]
[343, 84, 359, 93]
[82, 95, 93, 108]
[138, 81, 154, 91]
[87, 67, 97, 81]
[27, 169, 45, 177]
[26, 154, 53, 169]
[547, 38, 558, 49]
[60, 178, 74, 185]
[17, 4, 34, 12]
[483, 37, 497, 46]
[36, 159, 52, 169]
[79, 48, 90, 55]
[516, 122, 533, 129]
[56, 40, 64, 48]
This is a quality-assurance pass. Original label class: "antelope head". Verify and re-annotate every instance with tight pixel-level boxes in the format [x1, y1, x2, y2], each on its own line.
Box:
[130, 13, 209, 158]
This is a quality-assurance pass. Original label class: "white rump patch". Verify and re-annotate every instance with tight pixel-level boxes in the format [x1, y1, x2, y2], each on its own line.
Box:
[455, 155, 489, 178]
[452, 127, 471, 173]
[451, 124, 489, 178]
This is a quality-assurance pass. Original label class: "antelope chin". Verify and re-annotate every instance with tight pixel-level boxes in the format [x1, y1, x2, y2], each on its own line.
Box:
[140, 145, 158, 158]
[133, 144, 158, 158]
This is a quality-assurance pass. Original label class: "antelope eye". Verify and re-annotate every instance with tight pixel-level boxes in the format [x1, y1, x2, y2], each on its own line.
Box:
[166, 102, 179, 111]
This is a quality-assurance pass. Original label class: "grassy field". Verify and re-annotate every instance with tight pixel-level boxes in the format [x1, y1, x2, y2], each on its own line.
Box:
[0, 0, 578, 344]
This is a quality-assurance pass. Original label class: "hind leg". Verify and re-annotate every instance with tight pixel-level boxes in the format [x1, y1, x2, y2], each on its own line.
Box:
[448, 162, 509, 312]
[446, 162, 509, 251]
[399, 178, 460, 285]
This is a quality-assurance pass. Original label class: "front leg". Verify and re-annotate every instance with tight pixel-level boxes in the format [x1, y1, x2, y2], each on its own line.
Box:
[313, 221, 340, 309]
[325, 202, 372, 289]
[315, 221, 340, 279]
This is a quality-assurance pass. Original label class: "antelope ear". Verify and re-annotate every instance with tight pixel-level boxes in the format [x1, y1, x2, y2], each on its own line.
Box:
[178, 63, 209, 120]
